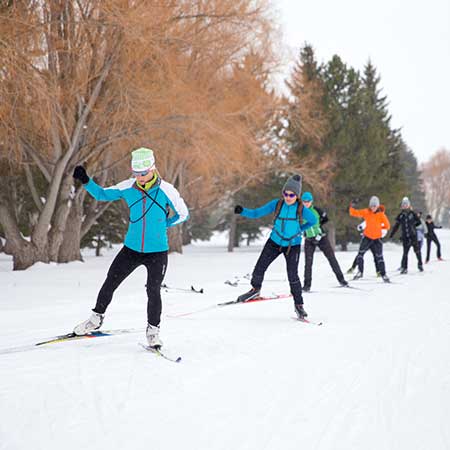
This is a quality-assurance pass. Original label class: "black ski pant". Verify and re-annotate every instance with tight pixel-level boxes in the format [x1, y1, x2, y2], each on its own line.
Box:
[426, 235, 442, 261]
[251, 238, 303, 305]
[401, 238, 423, 269]
[351, 238, 381, 273]
[304, 236, 345, 288]
[93, 245, 168, 326]
[356, 237, 386, 276]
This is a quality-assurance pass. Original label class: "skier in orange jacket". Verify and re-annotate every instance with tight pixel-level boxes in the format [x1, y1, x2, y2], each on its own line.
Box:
[349, 196, 391, 282]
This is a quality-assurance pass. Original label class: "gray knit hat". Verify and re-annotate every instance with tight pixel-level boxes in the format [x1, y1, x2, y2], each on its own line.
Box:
[369, 196, 380, 208]
[401, 196, 411, 208]
[283, 175, 302, 197]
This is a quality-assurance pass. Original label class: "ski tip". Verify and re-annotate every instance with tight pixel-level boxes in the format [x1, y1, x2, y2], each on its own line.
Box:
[291, 317, 323, 326]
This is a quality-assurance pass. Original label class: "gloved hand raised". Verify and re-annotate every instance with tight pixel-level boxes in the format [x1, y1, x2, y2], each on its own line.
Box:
[350, 198, 359, 208]
[234, 205, 243, 214]
[73, 166, 90, 184]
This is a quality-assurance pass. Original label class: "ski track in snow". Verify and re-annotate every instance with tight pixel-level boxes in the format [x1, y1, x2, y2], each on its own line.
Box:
[1, 232, 450, 450]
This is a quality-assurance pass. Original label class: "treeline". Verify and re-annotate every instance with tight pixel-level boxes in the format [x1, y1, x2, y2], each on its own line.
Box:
[0, 2, 425, 269]
[228, 45, 426, 249]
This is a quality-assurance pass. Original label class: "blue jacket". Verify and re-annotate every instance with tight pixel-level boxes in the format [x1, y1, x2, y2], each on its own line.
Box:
[240, 199, 317, 247]
[84, 177, 189, 253]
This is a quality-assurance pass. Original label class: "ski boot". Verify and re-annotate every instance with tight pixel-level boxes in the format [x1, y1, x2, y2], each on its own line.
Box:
[400, 268, 407, 274]
[418, 265, 424, 272]
[146, 324, 163, 349]
[303, 285, 311, 293]
[294, 303, 308, 319]
[339, 279, 349, 287]
[237, 287, 261, 302]
[74, 311, 104, 335]
[382, 274, 390, 283]
[353, 271, 363, 280]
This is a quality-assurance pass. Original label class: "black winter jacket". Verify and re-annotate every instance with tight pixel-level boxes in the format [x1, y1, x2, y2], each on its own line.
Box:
[390, 209, 421, 242]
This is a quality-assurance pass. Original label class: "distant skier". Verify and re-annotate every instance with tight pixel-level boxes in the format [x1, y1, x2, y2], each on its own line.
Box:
[300, 191, 348, 291]
[234, 175, 317, 319]
[389, 197, 423, 274]
[416, 212, 426, 252]
[72, 148, 189, 348]
[425, 214, 443, 263]
[349, 196, 391, 282]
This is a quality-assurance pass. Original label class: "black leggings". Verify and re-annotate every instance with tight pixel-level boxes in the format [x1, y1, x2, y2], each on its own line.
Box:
[304, 236, 345, 288]
[251, 239, 303, 305]
[93, 246, 168, 326]
[356, 237, 386, 276]
[401, 239, 422, 269]
[426, 235, 442, 261]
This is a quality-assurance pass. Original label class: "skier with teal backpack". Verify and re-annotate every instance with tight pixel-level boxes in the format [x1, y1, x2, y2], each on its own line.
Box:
[234, 175, 317, 319]
[301, 192, 348, 291]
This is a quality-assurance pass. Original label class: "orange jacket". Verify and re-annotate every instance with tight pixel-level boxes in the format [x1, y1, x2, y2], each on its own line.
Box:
[349, 205, 390, 240]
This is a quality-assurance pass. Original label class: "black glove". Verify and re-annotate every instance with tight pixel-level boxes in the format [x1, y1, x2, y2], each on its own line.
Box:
[350, 198, 359, 208]
[234, 205, 243, 214]
[73, 166, 90, 184]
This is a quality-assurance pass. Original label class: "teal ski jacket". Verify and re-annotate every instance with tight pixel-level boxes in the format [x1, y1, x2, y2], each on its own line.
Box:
[84, 177, 189, 253]
[240, 199, 317, 247]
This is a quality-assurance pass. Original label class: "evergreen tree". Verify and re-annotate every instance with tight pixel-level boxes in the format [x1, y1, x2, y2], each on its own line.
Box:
[282, 51, 416, 248]
[284, 44, 328, 158]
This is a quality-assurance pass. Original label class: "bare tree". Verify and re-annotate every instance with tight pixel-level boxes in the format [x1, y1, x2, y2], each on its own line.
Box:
[0, 0, 282, 268]
[421, 148, 450, 225]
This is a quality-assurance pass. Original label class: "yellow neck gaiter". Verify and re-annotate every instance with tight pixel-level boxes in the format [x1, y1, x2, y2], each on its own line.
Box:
[137, 172, 158, 191]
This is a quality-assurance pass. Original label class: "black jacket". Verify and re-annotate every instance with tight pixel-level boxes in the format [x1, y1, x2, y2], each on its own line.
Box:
[390, 209, 421, 242]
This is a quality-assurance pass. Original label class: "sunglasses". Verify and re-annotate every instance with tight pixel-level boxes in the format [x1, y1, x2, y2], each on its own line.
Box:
[283, 191, 297, 198]
[132, 169, 152, 177]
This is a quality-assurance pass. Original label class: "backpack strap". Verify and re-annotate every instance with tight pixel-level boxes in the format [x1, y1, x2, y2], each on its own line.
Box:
[297, 201, 303, 224]
[272, 198, 284, 226]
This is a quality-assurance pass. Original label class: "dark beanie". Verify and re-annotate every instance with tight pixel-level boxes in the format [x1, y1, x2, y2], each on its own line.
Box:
[282, 174, 302, 197]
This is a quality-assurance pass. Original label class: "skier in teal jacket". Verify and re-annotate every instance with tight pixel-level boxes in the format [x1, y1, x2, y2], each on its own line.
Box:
[234, 175, 317, 319]
[72, 147, 189, 348]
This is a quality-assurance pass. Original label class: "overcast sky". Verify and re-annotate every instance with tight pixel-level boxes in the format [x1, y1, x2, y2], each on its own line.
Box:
[275, 0, 450, 163]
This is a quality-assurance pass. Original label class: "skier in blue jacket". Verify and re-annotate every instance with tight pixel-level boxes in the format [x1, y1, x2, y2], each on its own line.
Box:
[72, 147, 189, 348]
[234, 175, 317, 319]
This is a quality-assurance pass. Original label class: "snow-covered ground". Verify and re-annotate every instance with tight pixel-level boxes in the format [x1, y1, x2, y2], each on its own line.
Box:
[1, 231, 450, 450]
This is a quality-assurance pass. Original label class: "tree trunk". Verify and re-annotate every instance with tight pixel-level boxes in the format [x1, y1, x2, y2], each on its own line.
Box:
[58, 201, 83, 263]
[228, 214, 237, 252]
[95, 237, 102, 257]
[0, 197, 49, 269]
[182, 222, 192, 245]
[168, 227, 183, 253]
[11, 240, 48, 270]
[48, 177, 75, 262]
[4, 240, 14, 255]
